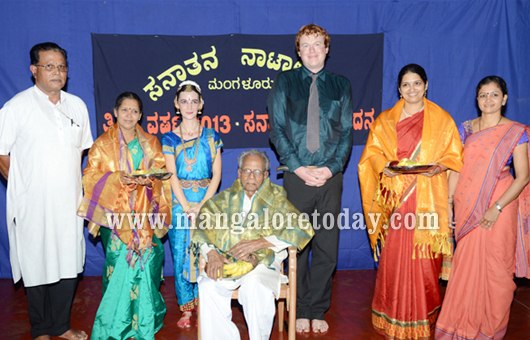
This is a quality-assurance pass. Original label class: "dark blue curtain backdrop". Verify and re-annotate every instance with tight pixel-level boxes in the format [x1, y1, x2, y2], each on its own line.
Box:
[1, 0, 529, 278]
[92, 33, 383, 147]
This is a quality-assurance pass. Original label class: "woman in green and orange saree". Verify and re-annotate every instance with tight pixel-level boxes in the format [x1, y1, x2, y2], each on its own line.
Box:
[436, 76, 530, 339]
[359, 64, 463, 339]
[78, 92, 172, 339]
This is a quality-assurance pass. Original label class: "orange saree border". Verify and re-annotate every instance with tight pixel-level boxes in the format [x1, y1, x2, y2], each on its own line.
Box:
[372, 306, 440, 340]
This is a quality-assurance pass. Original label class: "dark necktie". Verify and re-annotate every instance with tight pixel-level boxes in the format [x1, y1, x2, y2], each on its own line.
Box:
[306, 73, 320, 153]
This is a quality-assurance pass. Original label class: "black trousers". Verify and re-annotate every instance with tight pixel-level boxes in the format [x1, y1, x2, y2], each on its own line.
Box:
[26, 277, 77, 338]
[284, 172, 342, 320]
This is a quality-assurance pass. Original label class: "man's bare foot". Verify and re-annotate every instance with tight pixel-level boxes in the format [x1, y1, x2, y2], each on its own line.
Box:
[296, 318, 310, 333]
[58, 329, 88, 340]
[34, 336, 51, 340]
[311, 319, 329, 334]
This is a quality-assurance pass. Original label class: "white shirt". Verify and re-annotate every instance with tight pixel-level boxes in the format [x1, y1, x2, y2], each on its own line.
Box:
[0, 85, 93, 286]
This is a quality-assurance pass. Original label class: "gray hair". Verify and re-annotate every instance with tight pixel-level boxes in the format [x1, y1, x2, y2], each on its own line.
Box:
[238, 149, 270, 171]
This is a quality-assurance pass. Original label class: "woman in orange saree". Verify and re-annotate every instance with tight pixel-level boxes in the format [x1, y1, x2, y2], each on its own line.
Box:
[359, 64, 463, 339]
[436, 76, 530, 339]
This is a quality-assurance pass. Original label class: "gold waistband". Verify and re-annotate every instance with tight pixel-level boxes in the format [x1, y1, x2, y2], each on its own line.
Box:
[180, 179, 211, 189]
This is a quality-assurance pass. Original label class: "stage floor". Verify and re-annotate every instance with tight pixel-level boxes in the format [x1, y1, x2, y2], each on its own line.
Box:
[1, 270, 529, 339]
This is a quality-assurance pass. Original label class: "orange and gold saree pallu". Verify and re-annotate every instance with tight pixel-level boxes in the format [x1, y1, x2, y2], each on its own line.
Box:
[78, 124, 171, 257]
[359, 98, 463, 264]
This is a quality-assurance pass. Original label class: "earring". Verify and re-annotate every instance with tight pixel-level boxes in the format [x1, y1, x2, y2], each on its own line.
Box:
[176, 110, 181, 115]
[198, 110, 202, 115]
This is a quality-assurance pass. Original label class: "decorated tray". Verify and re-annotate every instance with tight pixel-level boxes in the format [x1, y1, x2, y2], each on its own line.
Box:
[388, 160, 437, 174]
[131, 170, 172, 180]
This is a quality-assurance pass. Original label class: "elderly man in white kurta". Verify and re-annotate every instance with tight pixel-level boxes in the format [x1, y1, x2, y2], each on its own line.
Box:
[0, 42, 92, 340]
[192, 150, 314, 340]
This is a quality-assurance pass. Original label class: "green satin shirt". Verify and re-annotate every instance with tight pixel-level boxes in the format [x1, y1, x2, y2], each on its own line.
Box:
[268, 66, 353, 175]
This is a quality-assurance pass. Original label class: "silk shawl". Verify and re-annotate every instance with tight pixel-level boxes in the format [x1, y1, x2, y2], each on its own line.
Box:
[78, 124, 171, 252]
[358, 98, 463, 260]
[192, 178, 314, 267]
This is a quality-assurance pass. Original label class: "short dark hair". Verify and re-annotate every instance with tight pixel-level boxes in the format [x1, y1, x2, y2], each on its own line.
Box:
[397, 63, 428, 96]
[114, 92, 143, 113]
[476, 75, 508, 115]
[30, 42, 67, 65]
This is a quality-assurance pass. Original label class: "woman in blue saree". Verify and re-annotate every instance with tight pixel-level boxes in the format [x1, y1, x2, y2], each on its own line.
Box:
[162, 80, 222, 328]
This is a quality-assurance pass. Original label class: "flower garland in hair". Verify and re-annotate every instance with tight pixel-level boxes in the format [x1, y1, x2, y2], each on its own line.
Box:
[178, 80, 202, 93]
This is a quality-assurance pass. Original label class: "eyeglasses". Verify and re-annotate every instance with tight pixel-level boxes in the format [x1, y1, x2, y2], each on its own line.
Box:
[477, 91, 502, 100]
[35, 64, 68, 72]
[240, 168, 266, 177]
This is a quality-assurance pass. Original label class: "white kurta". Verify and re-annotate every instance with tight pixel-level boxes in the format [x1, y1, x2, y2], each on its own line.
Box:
[0, 85, 93, 287]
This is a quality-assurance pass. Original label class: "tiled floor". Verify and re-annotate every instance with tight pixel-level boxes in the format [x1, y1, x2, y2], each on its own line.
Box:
[0, 271, 529, 339]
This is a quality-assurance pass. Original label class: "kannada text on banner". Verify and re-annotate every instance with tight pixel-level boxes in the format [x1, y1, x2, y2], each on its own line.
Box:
[92, 34, 383, 147]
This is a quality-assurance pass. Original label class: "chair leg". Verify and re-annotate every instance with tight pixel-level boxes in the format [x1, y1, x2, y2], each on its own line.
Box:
[277, 300, 285, 332]
[287, 247, 297, 340]
[288, 298, 296, 340]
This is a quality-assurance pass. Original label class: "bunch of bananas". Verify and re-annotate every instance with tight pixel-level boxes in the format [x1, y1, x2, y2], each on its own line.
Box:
[223, 260, 254, 278]
[132, 168, 165, 176]
[397, 158, 421, 167]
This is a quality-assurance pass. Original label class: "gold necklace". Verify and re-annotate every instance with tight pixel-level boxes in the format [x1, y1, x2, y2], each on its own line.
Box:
[179, 123, 201, 172]
[478, 115, 502, 131]
[180, 122, 200, 137]
[402, 104, 424, 118]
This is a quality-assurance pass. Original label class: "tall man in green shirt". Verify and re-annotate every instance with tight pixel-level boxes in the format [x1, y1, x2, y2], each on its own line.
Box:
[268, 24, 353, 334]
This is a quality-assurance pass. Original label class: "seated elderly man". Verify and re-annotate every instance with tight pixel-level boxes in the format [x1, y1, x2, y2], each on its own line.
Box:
[192, 149, 314, 340]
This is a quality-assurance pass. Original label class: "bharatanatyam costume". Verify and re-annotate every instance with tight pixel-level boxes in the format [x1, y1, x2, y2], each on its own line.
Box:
[78, 124, 171, 340]
[162, 127, 222, 312]
[358, 98, 463, 339]
[436, 122, 530, 339]
[192, 178, 314, 340]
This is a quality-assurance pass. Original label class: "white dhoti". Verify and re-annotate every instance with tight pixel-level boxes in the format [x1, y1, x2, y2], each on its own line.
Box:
[198, 264, 278, 340]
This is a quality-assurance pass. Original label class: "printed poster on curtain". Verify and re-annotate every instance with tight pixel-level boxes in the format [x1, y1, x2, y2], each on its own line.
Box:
[92, 33, 383, 148]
